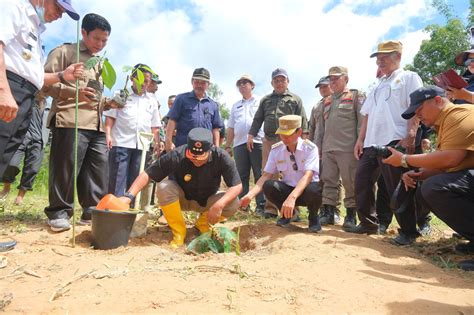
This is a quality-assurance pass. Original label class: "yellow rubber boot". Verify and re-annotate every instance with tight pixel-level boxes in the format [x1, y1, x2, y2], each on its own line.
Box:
[160, 200, 186, 248]
[195, 211, 210, 234]
[195, 211, 226, 234]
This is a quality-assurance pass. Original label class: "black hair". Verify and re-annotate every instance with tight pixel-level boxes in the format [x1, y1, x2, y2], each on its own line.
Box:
[168, 95, 177, 100]
[82, 13, 111, 34]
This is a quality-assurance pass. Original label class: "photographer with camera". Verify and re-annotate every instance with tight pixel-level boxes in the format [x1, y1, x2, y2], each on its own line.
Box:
[346, 40, 425, 245]
[383, 86, 474, 260]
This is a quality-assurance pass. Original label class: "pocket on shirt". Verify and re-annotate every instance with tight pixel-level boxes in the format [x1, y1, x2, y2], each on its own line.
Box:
[276, 163, 288, 172]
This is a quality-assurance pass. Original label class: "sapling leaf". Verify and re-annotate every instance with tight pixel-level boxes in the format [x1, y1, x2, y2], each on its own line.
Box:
[84, 56, 100, 70]
[102, 58, 117, 90]
[122, 65, 134, 73]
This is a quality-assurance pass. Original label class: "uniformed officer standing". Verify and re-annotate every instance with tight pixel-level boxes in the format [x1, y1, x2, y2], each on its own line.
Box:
[121, 128, 242, 248]
[248, 68, 309, 218]
[41, 13, 114, 232]
[0, 0, 80, 177]
[308, 76, 331, 143]
[241, 115, 322, 232]
[315, 66, 363, 229]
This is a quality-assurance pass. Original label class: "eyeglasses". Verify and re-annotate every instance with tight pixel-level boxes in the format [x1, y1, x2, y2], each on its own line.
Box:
[237, 80, 250, 86]
[289, 153, 298, 171]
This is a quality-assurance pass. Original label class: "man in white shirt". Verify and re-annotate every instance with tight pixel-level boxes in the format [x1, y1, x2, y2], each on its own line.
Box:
[346, 40, 425, 245]
[0, 0, 80, 177]
[226, 75, 265, 213]
[105, 64, 161, 199]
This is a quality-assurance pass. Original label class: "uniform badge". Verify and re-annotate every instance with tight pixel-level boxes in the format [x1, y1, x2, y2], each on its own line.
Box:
[22, 49, 32, 61]
[278, 172, 283, 181]
[184, 174, 192, 182]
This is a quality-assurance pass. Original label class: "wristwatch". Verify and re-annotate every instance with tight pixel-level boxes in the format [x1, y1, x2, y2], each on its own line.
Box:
[400, 154, 409, 168]
[124, 191, 135, 203]
[58, 71, 66, 83]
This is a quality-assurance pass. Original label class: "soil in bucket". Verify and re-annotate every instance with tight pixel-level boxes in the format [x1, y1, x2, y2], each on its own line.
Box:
[91, 208, 137, 250]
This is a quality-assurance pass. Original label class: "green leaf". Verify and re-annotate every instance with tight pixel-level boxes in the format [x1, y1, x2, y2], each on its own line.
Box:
[122, 65, 134, 73]
[101, 59, 117, 90]
[84, 56, 100, 70]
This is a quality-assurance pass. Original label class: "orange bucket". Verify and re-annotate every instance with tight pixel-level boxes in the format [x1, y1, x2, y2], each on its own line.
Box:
[96, 194, 130, 211]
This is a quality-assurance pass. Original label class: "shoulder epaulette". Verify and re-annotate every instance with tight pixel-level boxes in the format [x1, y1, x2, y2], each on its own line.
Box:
[303, 139, 316, 149]
[271, 141, 284, 149]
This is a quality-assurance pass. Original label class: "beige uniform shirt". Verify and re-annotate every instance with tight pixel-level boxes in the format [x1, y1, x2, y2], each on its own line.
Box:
[316, 89, 364, 153]
[308, 97, 326, 143]
[42, 40, 106, 131]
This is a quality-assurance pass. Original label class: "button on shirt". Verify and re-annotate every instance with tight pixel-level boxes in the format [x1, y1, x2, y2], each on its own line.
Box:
[0, 0, 45, 89]
[167, 91, 223, 146]
[145, 145, 241, 207]
[361, 68, 423, 147]
[105, 93, 161, 149]
[264, 138, 320, 187]
[228, 96, 264, 147]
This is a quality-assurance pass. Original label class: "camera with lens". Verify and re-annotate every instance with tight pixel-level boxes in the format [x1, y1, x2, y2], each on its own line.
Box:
[370, 145, 405, 159]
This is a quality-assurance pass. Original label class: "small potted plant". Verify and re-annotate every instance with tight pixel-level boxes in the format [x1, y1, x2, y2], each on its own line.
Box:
[84, 51, 117, 102]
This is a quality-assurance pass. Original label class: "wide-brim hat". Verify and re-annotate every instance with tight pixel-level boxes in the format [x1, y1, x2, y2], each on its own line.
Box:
[454, 49, 474, 66]
[236, 74, 255, 86]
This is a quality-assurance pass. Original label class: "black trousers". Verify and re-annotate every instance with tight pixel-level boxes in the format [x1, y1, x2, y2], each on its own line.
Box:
[355, 147, 421, 235]
[417, 169, 474, 241]
[263, 180, 322, 214]
[44, 127, 108, 220]
[2, 105, 45, 190]
[0, 74, 37, 177]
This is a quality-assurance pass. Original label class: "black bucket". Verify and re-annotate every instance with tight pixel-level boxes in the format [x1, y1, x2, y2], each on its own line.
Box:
[91, 208, 137, 250]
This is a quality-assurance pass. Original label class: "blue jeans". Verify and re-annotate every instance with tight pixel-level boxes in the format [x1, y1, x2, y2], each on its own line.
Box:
[108, 147, 141, 196]
[233, 142, 265, 209]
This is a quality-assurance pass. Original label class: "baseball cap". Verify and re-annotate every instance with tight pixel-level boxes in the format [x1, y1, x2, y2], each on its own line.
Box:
[236, 74, 255, 86]
[151, 74, 162, 84]
[370, 40, 403, 58]
[57, 0, 80, 20]
[328, 66, 348, 76]
[454, 49, 474, 66]
[186, 128, 213, 161]
[402, 86, 446, 119]
[272, 68, 288, 79]
[275, 115, 302, 136]
[315, 76, 330, 88]
[192, 68, 210, 82]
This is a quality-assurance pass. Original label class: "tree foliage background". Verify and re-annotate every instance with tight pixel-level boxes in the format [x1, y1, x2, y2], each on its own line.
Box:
[405, 0, 473, 84]
[208, 83, 229, 121]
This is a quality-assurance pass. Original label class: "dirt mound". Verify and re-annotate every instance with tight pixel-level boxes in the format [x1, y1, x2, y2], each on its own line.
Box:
[1, 221, 473, 313]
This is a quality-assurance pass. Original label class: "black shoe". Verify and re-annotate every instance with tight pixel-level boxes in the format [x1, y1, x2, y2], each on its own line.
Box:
[261, 212, 278, 219]
[458, 260, 474, 271]
[254, 207, 264, 215]
[276, 213, 301, 227]
[455, 242, 474, 255]
[377, 224, 388, 235]
[418, 222, 432, 237]
[308, 217, 322, 233]
[342, 208, 357, 229]
[391, 233, 417, 246]
[319, 205, 340, 226]
[344, 223, 378, 234]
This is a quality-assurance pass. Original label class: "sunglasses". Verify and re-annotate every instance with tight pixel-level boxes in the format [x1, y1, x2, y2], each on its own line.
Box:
[289, 153, 298, 171]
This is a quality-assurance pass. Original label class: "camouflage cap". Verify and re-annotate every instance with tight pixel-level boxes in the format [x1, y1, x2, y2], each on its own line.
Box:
[192, 68, 210, 82]
[275, 115, 302, 136]
[328, 66, 348, 76]
[370, 40, 403, 58]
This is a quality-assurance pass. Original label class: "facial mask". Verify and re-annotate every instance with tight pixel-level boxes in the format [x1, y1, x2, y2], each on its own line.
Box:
[34, 0, 46, 24]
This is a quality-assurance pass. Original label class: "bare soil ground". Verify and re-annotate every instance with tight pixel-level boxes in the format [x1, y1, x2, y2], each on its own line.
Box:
[1, 214, 473, 314]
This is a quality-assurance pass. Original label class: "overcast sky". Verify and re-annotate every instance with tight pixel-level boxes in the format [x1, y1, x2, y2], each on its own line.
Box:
[43, 0, 470, 116]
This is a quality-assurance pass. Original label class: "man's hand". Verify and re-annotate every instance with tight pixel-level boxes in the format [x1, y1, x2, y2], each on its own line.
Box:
[208, 201, 225, 224]
[78, 87, 96, 103]
[354, 139, 364, 160]
[63, 63, 84, 81]
[240, 194, 252, 210]
[225, 147, 233, 157]
[106, 134, 113, 150]
[446, 86, 474, 103]
[281, 196, 296, 219]
[247, 135, 254, 152]
[398, 136, 416, 154]
[0, 90, 18, 122]
[401, 170, 425, 190]
[165, 140, 175, 153]
[382, 147, 403, 167]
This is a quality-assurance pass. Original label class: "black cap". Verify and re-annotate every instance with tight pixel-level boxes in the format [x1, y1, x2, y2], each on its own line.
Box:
[402, 86, 446, 119]
[315, 76, 329, 88]
[151, 74, 162, 84]
[186, 128, 213, 160]
[192, 68, 210, 82]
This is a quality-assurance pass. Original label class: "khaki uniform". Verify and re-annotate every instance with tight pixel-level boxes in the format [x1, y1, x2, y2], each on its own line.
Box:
[316, 88, 364, 208]
[308, 98, 325, 143]
[249, 90, 308, 215]
[42, 41, 106, 131]
[41, 40, 109, 222]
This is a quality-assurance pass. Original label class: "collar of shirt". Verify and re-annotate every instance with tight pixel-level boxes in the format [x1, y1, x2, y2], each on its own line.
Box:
[286, 137, 304, 153]
[24, 0, 46, 33]
[272, 89, 292, 97]
[332, 88, 350, 100]
[190, 90, 210, 102]
[381, 68, 402, 82]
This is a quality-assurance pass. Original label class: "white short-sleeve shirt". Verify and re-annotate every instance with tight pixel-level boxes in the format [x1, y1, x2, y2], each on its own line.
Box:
[105, 92, 162, 149]
[264, 138, 319, 186]
[361, 68, 423, 147]
[0, 0, 45, 89]
[228, 96, 264, 147]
